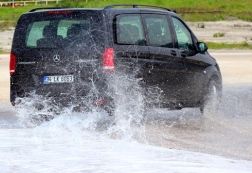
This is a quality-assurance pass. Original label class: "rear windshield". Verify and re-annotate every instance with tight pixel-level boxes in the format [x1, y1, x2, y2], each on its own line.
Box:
[13, 11, 104, 49]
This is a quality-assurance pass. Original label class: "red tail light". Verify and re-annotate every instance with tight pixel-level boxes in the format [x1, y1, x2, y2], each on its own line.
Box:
[10, 52, 16, 76]
[102, 48, 115, 71]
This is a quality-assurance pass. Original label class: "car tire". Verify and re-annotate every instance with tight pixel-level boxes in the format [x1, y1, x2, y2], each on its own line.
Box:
[200, 79, 221, 115]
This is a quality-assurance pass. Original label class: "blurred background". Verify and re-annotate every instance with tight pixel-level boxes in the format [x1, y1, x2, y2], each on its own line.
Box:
[0, 1, 252, 172]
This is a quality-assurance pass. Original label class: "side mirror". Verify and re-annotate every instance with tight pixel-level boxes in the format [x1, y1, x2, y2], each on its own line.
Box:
[197, 42, 208, 53]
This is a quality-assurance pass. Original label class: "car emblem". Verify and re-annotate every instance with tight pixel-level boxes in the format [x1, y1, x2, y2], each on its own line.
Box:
[53, 54, 61, 63]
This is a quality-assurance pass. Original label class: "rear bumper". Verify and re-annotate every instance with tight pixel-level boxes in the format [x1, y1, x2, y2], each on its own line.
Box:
[10, 75, 112, 106]
[11, 92, 114, 111]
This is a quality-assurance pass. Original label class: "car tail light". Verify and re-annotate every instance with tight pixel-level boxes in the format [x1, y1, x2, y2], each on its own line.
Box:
[102, 48, 115, 71]
[93, 98, 107, 106]
[10, 52, 16, 76]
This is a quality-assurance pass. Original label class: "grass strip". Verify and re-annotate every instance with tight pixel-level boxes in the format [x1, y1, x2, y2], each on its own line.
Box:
[61, 0, 252, 21]
[0, 0, 252, 28]
[207, 42, 252, 50]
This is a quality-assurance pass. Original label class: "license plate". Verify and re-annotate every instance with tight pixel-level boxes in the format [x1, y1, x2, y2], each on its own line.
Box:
[43, 75, 74, 84]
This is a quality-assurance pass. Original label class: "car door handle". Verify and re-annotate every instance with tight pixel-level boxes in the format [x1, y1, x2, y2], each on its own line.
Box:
[171, 50, 177, 57]
[180, 50, 189, 58]
[181, 52, 187, 58]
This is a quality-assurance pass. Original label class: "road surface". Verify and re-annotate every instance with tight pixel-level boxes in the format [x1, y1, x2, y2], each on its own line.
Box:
[0, 50, 252, 172]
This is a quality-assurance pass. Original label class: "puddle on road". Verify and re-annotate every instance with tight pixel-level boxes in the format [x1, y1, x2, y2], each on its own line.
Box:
[1, 123, 252, 173]
[0, 84, 252, 172]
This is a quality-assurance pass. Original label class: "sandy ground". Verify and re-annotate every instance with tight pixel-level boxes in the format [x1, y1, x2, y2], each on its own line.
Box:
[0, 28, 14, 52]
[188, 20, 252, 43]
[210, 50, 252, 84]
[0, 50, 252, 161]
[0, 54, 9, 103]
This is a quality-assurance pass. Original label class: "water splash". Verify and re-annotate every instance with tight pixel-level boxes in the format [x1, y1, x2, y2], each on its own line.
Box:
[13, 70, 147, 141]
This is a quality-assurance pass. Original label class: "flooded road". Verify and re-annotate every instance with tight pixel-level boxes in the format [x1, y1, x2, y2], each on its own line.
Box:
[1, 106, 252, 173]
[0, 120, 251, 173]
[0, 51, 252, 172]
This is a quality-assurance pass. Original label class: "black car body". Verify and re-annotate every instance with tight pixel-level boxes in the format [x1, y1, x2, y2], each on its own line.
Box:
[10, 5, 222, 113]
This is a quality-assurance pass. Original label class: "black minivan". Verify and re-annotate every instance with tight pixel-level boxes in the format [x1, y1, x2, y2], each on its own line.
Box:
[10, 5, 222, 115]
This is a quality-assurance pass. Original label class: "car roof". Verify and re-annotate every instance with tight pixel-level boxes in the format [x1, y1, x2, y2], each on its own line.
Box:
[26, 8, 103, 14]
[105, 8, 176, 15]
[26, 6, 177, 16]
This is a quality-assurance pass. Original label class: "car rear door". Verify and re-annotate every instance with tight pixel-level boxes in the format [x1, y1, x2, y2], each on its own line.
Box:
[12, 11, 105, 97]
[112, 14, 150, 78]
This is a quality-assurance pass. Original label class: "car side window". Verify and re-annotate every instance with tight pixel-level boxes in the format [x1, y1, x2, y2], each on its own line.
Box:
[144, 15, 173, 48]
[172, 17, 194, 50]
[116, 15, 145, 45]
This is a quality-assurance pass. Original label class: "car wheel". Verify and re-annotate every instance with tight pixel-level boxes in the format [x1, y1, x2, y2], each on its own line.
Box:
[200, 79, 221, 115]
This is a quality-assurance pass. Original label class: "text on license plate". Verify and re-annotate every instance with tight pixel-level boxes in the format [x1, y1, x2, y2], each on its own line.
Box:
[43, 75, 74, 84]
